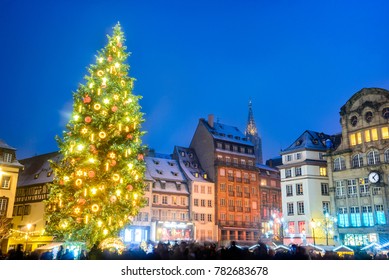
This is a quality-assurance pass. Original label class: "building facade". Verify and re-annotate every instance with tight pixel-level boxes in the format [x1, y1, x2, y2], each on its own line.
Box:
[279, 131, 336, 246]
[190, 115, 261, 246]
[326, 88, 389, 247]
[173, 146, 217, 242]
[0, 140, 23, 254]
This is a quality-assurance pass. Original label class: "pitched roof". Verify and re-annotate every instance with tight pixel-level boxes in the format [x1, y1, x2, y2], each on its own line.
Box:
[17, 151, 61, 187]
[145, 156, 186, 182]
[281, 130, 332, 154]
[201, 119, 254, 146]
[173, 146, 211, 182]
[0, 139, 16, 150]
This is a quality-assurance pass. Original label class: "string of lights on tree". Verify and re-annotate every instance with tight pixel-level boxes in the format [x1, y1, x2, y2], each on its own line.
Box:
[45, 23, 147, 249]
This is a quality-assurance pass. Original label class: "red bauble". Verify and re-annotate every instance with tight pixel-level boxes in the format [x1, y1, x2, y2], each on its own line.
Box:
[110, 195, 117, 203]
[83, 95, 91, 104]
[126, 134, 133, 140]
[117, 42, 122, 48]
[85, 116, 92, 123]
[111, 106, 118, 112]
[110, 160, 117, 166]
[107, 56, 113, 62]
[138, 154, 144, 161]
[126, 185, 133, 191]
[77, 198, 86, 205]
[88, 170, 95, 178]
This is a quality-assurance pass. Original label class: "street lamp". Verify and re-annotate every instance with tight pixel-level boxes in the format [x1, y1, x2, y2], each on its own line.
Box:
[310, 219, 316, 246]
[25, 223, 32, 253]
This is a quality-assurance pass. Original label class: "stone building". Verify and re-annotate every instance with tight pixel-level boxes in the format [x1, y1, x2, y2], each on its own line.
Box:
[326, 87, 389, 246]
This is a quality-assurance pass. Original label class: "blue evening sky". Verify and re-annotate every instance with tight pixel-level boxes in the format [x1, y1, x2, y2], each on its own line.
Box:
[1, 0, 389, 162]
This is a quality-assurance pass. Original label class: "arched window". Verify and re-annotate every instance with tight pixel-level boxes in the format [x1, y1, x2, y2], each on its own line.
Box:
[384, 149, 389, 163]
[367, 150, 380, 165]
[334, 157, 346, 171]
[352, 154, 363, 168]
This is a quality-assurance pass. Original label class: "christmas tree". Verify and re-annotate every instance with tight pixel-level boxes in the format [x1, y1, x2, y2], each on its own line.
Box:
[45, 23, 147, 249]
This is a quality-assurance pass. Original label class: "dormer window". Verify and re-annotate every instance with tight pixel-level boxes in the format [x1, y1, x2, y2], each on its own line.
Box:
[34, 174, 39, 179]
[181, 151, 185, 157]
[203, 173, 208, 179]
[194, 172, 199, 178]
[3, 152, 12, 163]
[193, 163, 198, 168]
[171, 171, 178, 176]
[235, 136, 240, 140]
[168, 161, 175, 166]
[156, 169, 163, 175]
[47, 171, 53, 177]
[189, 153, 194, 159]
[153, 159, 160, 165]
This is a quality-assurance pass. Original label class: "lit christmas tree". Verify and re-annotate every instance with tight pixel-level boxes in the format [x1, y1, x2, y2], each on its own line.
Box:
[45, 23, 146, 249]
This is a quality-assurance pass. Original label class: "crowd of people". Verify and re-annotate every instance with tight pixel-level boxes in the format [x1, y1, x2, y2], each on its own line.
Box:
[1, 241, 388, 260]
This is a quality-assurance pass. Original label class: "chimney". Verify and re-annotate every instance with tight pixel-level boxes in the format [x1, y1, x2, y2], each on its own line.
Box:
[208, 114, 214, 128]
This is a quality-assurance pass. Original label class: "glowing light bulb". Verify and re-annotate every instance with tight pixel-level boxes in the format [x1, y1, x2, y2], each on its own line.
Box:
[91, 188, 97, 195]
[98, 57, 104, 63]
[103, 98, 110, 104]
[77, 144, 84, 151]
[73, 115, 80, 121]
[97, 220, 103, 227]
[115, 62, 120, 68]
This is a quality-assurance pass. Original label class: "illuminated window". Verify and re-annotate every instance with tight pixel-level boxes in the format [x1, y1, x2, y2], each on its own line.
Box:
[375, 205, 386, 225]
[350, 134, 356, 146]
[296, 184, 303, 195]
[371, 129, 378, 141]
[362, 206, 374, 226]
[320, 167, 327, 176]
[298, 221, 305, 233]
[260, 179, 267, 186]
[350, 206, 361, 227]
[3, 153, 12, 163]
[338, 207, 349, 227]
[365, 130, 371, 142]
[288, 221, 295, 234]
[356, 132, 362, 144]
[219, 168, 225, 176]
[382, 127, 389, 139]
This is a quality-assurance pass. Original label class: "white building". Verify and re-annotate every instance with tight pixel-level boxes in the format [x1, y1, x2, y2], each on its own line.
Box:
[279, 130, 335, 246]
[173, 146, 217, 243]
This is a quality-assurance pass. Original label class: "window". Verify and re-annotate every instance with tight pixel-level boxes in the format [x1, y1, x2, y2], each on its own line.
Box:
[338, 208, 349, 227]
[352, 154, 363, 168]
[172, 196, 177, 205]
[225, 144, 230, 151]
[207, 214, 212, 222]
[219, 168, 225, 176]
[367, 150, 380, 165]
[285, 169, 292, 178]
[200, 214, 205, 222]
[260, 179, 267, 186]
[375, 205, 386, 225]
[194, 213, 198, 221]
[162, 196, 168, 204]
[350, 206, 361, 227]
[208, 200, 212, 207]
[0, 198, 8, 216]
[181, 197, 186, 206]
[296, 184, 303, 195]
[335, 180, 346, 198]
[286, 185, 293, 196]
[194, 185, 199, 193]
[350, 133, 362, 145]
[233, 146, 238, 152]
[295, 167, 302, 176]
[286, 155, 292, 162]
[240, 159, 246, 166]
[250, 173, 256, 182]
[296, 153, 302, 160]
[201, 185, 205, 194]
[321, 183, 329, 196]
[359, 178, 370, 196]
[371, 129, 378, 141]
[381, 127, 389, 139]
[194, 199, 199, 206]
[220, 198, 226, 206]
[361, 206, 374, 227]
[288, 222, 295, 234]
[385, 149, 389, 163]
[334, 157, 346, 171]
[320, 167, 327, 176]
[200, 199, 206, 207]
[287, 203, 294, 216]
[297, 202, 305, 215]
[1, 176, 11, 189]
[298, 221, 305, 233]
[347, 179, 357, 197]
[350, 116, 358, 127]
[322, 201, 330, 215]
[152, 195, 159, 204]
[220, 213, 226, 220]
[207, 186, 212, 194]
[365, 111, 373, 123]
[365, 130, 371, 142]
[220, 183, 226, 192]
[217, 142, 223, 149]
[382, 107, 389, 119]
[3, 153, 12, 163]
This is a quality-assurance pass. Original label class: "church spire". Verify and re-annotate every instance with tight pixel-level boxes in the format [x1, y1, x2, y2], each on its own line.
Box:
[245, 99, 263, 164]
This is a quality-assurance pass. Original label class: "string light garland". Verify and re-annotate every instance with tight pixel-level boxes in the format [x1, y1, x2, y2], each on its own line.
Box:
[45, 23, 147, 250]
